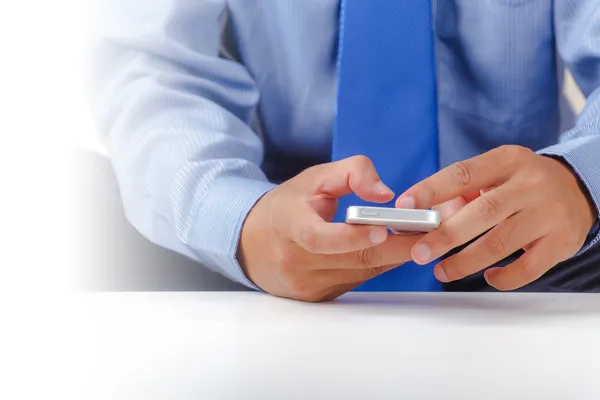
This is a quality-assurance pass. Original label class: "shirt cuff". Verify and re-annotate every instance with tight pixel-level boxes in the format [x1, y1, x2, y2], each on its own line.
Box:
[187, 176, 276, 291]
[537, 134, 600, 253]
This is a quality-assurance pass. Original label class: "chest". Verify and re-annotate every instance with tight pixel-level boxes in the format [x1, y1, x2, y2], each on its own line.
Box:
[434, 0, 557, 124]
[226, 0, 557, 151]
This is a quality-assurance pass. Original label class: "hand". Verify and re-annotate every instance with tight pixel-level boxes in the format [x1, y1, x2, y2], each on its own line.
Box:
[395, 145, 597, 291]
[239, 156, 422, 302]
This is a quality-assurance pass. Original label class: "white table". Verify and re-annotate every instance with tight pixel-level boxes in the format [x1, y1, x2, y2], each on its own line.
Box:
[74, 292, 600, 399]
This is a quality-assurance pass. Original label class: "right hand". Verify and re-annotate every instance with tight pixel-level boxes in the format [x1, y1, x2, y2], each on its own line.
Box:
[238, 156, 424, 302]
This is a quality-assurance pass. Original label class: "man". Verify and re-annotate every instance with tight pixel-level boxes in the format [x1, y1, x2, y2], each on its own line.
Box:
[83, 0, 600, 301]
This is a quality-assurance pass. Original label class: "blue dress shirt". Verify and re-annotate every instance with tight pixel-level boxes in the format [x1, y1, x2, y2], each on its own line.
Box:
[86, 0, 600, 290]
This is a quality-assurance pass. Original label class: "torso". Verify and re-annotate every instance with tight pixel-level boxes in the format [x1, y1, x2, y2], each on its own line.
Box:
[225, 0, 559, 181]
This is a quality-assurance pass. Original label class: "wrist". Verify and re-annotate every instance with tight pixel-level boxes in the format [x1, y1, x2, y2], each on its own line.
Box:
[537, 137, 600, 248]
[543, 155, 597, 233]
[237, 188, 276, 289]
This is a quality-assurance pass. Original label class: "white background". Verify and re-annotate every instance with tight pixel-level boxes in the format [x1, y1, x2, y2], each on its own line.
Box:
[0, 0, 88, 290]
[0, 2, 88, 398]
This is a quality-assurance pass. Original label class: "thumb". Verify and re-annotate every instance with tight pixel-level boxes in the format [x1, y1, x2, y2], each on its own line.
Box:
[309, 156, 395, 203]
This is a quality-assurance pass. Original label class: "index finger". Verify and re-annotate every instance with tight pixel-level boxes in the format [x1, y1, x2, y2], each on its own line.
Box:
[308, 155, 395, 203]
[293, 218, 390, 255]
[396, 146, 525, 209]
[330, 233, 424, 269]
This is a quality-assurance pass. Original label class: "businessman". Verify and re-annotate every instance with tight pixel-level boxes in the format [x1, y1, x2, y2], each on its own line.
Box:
[84, 0, 600, 301]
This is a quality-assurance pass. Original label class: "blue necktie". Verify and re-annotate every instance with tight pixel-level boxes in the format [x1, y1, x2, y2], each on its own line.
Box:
[332, 0, 441, 291]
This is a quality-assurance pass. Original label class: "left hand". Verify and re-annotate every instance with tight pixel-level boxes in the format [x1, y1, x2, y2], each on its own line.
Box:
[395, 145, 597, 290]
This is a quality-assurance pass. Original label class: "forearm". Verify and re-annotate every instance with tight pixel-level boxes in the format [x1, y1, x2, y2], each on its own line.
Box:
[107, 100, 276, 287]
[85, 0, 274, 288]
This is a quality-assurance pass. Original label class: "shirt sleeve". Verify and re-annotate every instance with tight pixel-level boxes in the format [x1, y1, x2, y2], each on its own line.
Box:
[84, 0, 274, 289]
[537, 0, 600, 252]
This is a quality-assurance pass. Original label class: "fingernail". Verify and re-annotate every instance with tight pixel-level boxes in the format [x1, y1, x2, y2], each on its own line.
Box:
[369, 227, 388, 244]
[413, 243, 431, 264]
[374, 181, 394, 196]
[484, 268, 499, 282]
[396, 196, 415, 209]
[435, 265, 449, 282]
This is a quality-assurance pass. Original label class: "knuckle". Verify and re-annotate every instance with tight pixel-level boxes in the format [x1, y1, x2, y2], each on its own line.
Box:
[273, 246, 328, 303]
[500, 145, 533, 162]
[302, 164, 324, 180]
[476, 196, 502, 221]
[276, 250, 297, 281]
[364, 265, 385, 280]
[298, 225, 320, 253]
[303, 164, 319, 175]
[437, 227, 455, 246]
[280, 270, 297, 290]
[484, 235, 508, 258]
[288, 280, 322, 303]
[353, 248, 380, 268]
[350, 155, 373, 169]
[514, 145, 534, 157]
[449, 161, 475, 188]
[527, 169, 550, 187]
[304, 294, 329, 303]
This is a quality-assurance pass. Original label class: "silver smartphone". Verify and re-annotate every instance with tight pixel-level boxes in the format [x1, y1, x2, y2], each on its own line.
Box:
[345, 206, 441, 233]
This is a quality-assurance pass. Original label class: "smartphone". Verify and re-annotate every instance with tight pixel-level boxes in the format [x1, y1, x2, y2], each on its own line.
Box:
[345, 206, 441, 233]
